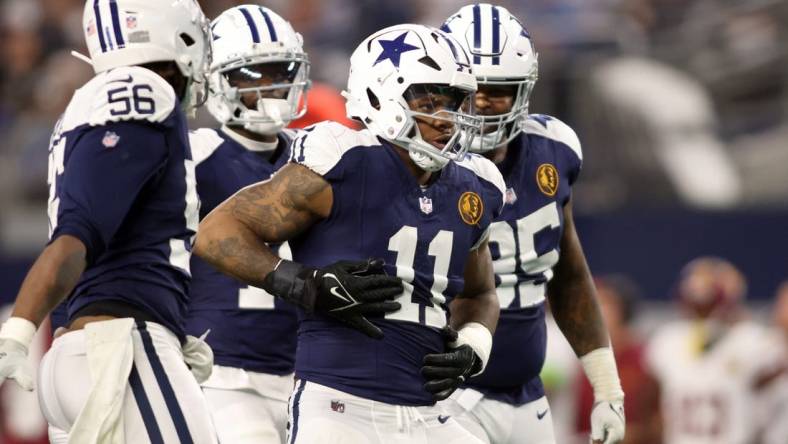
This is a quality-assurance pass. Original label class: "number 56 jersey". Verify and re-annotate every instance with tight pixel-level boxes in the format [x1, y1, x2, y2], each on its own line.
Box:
[289, 121, 505, 406]
[47, 66, 198, 339]
[465, 115, 583, 405]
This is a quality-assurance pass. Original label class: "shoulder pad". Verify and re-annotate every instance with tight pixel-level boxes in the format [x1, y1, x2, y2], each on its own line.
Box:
[65, 67, 176, 128]
[523, 114, 582, 162]
[457, 153, 507, 198]
[189, 128, 224, 165]
[292, 121, 378, 176]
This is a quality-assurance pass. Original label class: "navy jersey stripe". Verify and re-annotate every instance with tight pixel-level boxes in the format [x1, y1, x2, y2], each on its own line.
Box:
[239, 7, 260, 43]
[129, 365, 165, 444]
[288, 380, 306, 444]
[472, 4, 481, 65]
[491, 6, 501, 65]
[93, 0, 107, 52]
[259, 7, 278, 42]
[137, 322, 193, 444]
[109, 0, 125, 48]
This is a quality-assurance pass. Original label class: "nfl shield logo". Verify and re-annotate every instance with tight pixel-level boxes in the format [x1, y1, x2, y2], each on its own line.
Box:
[86, 20, 96, 36]
[330, 400, 345, 413]
[126, 15, 137, 29]
[419, 196, 433, 214]
[505, 187, 517, 205]
[102, 131, 120, 148]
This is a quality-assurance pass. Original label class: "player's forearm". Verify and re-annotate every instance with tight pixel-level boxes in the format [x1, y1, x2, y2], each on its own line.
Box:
[548, 268, 609, 356]
[449, 289, 499, 334]
[11, 235, 86, 327]
[193, 212, 280, 288]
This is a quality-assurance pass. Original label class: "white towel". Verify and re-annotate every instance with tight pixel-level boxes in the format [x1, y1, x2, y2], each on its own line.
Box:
[182, 331, 213, 384]
[68, 318, 135, 444]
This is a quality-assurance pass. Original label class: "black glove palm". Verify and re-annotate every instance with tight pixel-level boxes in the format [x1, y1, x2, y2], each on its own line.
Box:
[262, 258, 402, 339]
[421, 327, 482, 401]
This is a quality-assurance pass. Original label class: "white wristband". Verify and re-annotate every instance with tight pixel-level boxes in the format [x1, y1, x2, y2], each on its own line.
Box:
[450, 322, 493, 376]
[0, 317, 37, 349]
[580, 347, 625, 402]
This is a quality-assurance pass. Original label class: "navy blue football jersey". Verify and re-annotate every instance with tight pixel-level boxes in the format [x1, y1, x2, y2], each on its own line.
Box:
[46, 66, 199, 339]
[185, 127, 298, 374]
[289, 121, 505, 406]
[465, 114, 583, 405]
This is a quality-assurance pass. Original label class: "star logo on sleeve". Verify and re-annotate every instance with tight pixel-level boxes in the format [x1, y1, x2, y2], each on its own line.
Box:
[373, 32, 419, 67]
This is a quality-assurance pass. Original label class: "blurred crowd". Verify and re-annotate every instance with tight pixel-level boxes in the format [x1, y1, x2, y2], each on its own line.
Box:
[1, 0, 787, 236]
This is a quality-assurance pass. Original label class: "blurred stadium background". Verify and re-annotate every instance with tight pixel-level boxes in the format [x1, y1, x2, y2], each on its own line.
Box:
[0, 0, 786, 443]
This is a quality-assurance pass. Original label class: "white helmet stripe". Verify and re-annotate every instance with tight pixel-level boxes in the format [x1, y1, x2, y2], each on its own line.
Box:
[239, 7, 261, 43]
[491, 5, 500, 65]
[257, 7, 279, 42]
[108, 0, 125, 49]
[92, 0, 108, 52]
[472, 4, 481, 64]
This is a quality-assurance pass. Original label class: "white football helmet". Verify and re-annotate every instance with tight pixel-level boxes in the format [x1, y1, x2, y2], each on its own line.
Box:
[207, 5, 310, 135]
[344, 24, 480, 172]
[442, 3, 538, 152]
[82, 0, 212, 110]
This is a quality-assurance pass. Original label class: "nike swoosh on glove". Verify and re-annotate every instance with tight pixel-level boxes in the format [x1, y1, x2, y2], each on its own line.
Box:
[263, 258, 402, 339]
[590, 400, 625, 444]
[0, 338, 34, 391]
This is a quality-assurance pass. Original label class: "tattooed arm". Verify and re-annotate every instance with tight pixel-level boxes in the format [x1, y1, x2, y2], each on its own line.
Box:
[547, 198, 609, 355]
[194, 162, 332, 287]
[11, 235, 87, 326]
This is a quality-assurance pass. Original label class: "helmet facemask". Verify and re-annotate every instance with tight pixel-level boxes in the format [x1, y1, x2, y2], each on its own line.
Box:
[210, 53, 310, 136]
[398, 84, 481, 171]
[473, 68, 537, 152]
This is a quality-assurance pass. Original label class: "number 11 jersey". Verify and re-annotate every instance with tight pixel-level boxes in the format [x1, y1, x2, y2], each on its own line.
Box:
[290, 121, 505, 406]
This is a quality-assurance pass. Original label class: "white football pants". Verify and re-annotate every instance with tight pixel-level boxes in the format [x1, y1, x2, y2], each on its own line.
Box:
[37, 321, 217, 443]
[440, 388, 556, 444]
[286, 380, 484, 444]
[201, 365, 294, 444]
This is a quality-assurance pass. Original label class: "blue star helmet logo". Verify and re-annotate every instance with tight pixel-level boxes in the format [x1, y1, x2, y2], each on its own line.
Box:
[373, 31, 420, 68]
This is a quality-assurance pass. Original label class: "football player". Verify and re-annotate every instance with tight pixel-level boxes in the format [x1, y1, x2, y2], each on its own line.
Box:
[0, 1, 217, 442]
[194, 24, 506, 443]
[440, 5, 625, 444]
[647, 257, 776, 444]
[184, 5, 309, 444]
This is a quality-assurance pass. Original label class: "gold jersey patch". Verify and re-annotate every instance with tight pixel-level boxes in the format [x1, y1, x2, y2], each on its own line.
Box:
[458, 192, 483, 225]
[536, 164, 559, 196]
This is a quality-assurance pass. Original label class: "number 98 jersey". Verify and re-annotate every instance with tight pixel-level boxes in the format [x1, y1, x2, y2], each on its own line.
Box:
[47, 66, 198, 339]
[289, 121, 505, 406]
[465, 115, 583, 405]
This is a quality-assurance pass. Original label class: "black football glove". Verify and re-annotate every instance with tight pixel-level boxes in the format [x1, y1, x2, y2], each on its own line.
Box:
[421, 326, 482, 401]
[262, 258, 402, 339]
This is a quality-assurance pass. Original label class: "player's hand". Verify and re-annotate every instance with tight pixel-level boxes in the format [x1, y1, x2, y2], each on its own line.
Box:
[421, 327, 481, 401]
[0, 337, 34, 391]
[589, 399, 625, 444]
[262, 258, 402, 339]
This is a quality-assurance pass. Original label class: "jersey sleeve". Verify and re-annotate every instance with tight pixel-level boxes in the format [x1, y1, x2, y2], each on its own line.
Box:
[87, 66, 177, 127]
[524, 114, 583, 185]
[457, 154, 507, 250]
[189, 129, 225, 218]
[51, 121, 169, 264]
[289, 121, 365, 179]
